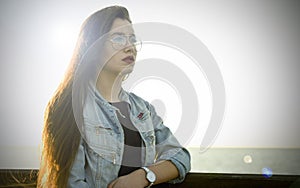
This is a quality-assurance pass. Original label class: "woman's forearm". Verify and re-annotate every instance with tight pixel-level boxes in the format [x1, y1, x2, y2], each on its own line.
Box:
[108, 160, 179, 188]
[129, 160, 179, 187]
[147, 160, 179, 185]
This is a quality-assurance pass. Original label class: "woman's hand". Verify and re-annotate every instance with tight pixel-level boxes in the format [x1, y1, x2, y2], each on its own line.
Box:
[107, 169, 148, 188]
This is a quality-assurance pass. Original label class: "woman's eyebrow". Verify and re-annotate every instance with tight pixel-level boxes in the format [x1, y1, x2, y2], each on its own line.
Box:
[111, 32, 136, 36]
[111, 32, 125, 35]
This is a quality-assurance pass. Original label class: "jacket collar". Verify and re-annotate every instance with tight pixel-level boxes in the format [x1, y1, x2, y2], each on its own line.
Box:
[94, 88, 131, 109]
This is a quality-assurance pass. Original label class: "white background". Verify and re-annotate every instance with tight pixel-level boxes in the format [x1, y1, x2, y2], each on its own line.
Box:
[0, 0, 300, 168]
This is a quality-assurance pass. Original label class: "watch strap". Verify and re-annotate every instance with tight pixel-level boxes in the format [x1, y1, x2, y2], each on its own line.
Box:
[142, 166, 150, 173]
[141, 167, 154, 187]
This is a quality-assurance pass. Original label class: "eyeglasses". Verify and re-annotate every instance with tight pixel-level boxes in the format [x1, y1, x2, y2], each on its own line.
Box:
[109, 33, 142, 51]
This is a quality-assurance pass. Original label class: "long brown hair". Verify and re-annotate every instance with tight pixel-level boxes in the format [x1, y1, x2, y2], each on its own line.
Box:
[37, 6, 131, 187]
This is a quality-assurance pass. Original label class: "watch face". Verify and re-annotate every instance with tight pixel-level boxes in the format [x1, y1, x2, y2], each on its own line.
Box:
[147, 171, 156, 182]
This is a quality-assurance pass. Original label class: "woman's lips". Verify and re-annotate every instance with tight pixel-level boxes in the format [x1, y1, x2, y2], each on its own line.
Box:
[122, 56, 135, 64]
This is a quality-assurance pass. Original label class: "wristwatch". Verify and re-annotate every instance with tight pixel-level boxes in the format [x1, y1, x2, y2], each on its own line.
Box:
[141, 166, 156, 187]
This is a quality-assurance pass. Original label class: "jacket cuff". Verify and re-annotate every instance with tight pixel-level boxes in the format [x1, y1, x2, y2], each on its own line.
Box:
[157, 148, 191, 184]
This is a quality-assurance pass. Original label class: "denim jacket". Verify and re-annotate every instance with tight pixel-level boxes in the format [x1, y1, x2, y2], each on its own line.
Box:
[67, 89, 191, 188]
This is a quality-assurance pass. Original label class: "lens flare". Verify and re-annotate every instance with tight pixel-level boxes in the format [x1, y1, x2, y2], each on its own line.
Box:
[262, 167, 273, 178]
[243, 155, 253, 164]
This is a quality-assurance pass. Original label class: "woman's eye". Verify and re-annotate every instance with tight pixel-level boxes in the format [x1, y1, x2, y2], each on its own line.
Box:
[129, 36, 137, 44]
[112, 36, 126, 44]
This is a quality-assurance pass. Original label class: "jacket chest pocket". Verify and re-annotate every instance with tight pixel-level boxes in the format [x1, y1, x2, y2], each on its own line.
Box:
[84, 124, 117, 163]
[132, 109, 156, 146]
[132, 109, 154, 131]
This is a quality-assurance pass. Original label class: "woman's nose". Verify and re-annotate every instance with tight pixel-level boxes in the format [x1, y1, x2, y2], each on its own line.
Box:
[124, 43, 137, 53]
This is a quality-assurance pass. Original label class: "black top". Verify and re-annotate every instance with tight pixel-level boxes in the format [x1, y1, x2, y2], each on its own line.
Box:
[110, 101, 143, 176]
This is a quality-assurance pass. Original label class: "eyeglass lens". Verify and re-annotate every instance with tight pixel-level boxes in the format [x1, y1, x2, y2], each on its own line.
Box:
[110, 34, 142, 51]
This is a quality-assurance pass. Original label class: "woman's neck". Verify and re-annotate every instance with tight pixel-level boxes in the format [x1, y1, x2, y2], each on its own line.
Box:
[96, 70, 124, 102]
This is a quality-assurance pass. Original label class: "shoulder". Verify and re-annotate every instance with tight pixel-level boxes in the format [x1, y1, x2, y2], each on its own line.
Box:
[128, 92, 146, 102]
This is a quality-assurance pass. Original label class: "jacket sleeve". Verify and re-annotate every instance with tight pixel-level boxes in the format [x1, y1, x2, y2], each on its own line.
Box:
[67, 138, 90, 188]
[147, 102, 191, 184]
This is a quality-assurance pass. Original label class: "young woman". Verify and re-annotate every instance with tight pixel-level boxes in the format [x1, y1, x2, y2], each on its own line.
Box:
[37, 5, 190, 188]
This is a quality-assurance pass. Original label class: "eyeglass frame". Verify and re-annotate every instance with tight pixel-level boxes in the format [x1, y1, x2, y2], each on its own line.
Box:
[108, 32, 142, 51]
